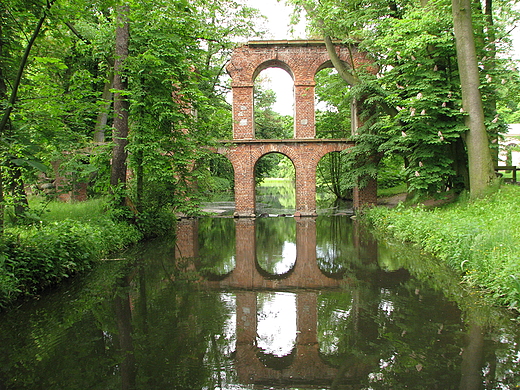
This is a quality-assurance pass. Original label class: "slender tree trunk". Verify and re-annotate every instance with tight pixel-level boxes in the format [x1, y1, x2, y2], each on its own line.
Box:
[10, 165, 28, 222]
[0, 168, 4, 235]
[94, 70, 114, 143]
[110, 4, 130, 188]
[0, 26, 6, 234]
[452, 0, 496, 198]
[0, 1, 54, 232]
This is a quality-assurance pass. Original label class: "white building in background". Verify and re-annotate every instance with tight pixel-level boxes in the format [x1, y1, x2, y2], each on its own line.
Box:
[499, 124, 520, 167]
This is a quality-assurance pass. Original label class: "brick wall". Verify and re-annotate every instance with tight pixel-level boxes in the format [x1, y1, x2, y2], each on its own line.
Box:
[226, 40, 372, 140]
[221, 40, 377, 215]
[219, 139, 354, 216]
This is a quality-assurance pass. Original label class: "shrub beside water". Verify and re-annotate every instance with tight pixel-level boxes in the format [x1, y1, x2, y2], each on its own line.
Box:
[0, 199, 143, 309]
[364, 185, 520, 311]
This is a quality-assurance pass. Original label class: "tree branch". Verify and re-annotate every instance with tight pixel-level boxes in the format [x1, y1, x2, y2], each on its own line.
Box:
[323, 35, 361, 86]
[0, 0, 55, 134]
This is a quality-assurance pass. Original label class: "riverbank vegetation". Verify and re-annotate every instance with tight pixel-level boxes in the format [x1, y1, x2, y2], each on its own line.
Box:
[364, 184, 520, 312]
[0, 198, 143, 308]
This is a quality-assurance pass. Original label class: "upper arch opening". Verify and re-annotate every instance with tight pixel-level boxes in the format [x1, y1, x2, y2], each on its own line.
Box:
[254, 65, 295, 138]
[253, 59, 294, 82]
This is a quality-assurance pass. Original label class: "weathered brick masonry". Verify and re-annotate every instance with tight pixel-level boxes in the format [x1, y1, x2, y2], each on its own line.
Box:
[220, 40, 377, 215]
[217, 139, 354, 216]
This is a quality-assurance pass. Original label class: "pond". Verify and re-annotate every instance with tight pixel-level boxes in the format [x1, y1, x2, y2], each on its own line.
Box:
[0, 186, 519, 389]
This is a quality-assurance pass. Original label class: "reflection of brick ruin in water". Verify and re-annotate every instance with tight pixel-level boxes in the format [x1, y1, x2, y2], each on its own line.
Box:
[217, 40, 377, 217]
[175, 218, 378, 385]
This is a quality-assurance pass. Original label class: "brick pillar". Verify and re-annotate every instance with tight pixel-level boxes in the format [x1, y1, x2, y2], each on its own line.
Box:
[294, 84, 315, 139]
[235, 291, 259, 383]
[175, 219, 198, 259]
[352, 177, 378, 210]
[232, 85, 255, 140]
[295, 218, 316, 266]
[233, 150, 256, 217]
[296, 291, 319, 356]
[295, 164, 317, 216]
[233, 218, 256, 288]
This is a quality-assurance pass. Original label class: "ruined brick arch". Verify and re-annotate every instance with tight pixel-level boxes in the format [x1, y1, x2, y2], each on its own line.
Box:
[218, 140, 354, 216]
[227, 41, 367, 140]
[220, 40, 377, 216]
[252, 147, 299, 171]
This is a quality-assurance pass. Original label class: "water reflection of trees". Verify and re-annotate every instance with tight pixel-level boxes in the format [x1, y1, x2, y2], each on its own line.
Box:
[1, 219, 520, 388]
[255, 217, 296, 275]
[255, 179, 296, 212]
[198, 218, 236, 276]
[316, 215, 358, 275]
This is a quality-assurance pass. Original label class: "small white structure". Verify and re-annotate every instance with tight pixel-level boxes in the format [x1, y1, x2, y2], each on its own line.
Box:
[499, 124, 520, 167]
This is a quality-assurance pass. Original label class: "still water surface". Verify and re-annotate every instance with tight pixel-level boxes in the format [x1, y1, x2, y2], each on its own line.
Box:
[0, 190, 519, 389]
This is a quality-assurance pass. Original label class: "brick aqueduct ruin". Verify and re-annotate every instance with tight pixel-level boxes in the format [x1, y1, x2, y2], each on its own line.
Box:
[217, 40, 377, 216]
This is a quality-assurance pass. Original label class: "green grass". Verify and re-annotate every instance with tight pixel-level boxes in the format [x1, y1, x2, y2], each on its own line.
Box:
[28, 197, 108, 223]
[259, 177, 295, 186]
[377, 183, 407, 197]
[364, 185, 520, 311]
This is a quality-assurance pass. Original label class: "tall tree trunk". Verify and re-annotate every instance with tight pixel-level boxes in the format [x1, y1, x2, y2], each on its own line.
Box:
[452, 0, 496, 198]
[10, 165, 28, 223]
[0, 167, 4, 235]
[0, 26, 6, 234]
[0, 0, 54, 232]
[110, 4, 130, 188]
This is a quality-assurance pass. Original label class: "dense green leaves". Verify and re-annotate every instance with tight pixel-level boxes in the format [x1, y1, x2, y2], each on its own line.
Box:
[293, 0, 520, 197]
[0, 0, 263, 223]
[0, 198, 142, 308]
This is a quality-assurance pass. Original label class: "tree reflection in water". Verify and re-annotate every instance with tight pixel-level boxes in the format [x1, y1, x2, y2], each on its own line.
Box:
[256, 217, 296, 275]
[0, 216, 518, 389]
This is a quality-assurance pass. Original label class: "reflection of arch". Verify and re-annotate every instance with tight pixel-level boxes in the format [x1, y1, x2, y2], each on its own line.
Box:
[177, 216, 376, 289]
[202, 218, 345, 289]
[255, 256, 296, 279]
[179, 216, 380, 385]
[257, 347, 296, 370]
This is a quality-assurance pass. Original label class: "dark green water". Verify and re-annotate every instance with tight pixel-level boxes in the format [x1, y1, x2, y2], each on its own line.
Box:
[0, 214, 519, 389]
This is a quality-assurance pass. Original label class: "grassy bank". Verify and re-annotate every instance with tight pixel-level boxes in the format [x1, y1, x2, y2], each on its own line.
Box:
[364, 185, 520, 311]
[0, 198, 144, 309]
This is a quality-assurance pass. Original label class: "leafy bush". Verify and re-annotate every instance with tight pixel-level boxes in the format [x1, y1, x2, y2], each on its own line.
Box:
[134, 208, 177, 239]
[364, 185, 520, 310]
[0, 202, 143, 309]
